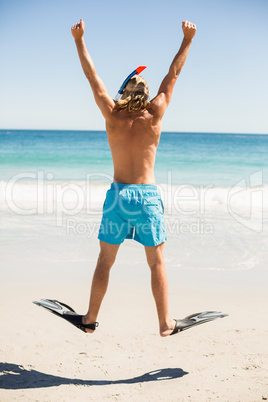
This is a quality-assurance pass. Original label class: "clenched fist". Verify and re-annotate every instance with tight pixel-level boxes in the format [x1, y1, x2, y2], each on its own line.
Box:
[71, 19, 85, 40]
[182, 20, 196, 40]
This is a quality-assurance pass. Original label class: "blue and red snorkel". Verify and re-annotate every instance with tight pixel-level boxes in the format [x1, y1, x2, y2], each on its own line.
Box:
[114, 66, 147, 101]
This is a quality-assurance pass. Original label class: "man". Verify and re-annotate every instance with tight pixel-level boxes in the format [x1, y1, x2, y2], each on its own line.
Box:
[71, 18, 196, 336]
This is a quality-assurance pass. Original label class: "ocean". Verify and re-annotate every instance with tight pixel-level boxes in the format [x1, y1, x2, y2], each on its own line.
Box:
[1, 129, 268, 277]
[1, 130, 268, 185]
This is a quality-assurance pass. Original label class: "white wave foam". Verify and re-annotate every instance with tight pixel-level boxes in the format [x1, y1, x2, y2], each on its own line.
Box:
[0, 180, 267, 216]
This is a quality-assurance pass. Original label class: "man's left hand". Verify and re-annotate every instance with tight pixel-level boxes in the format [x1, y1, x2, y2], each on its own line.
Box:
[71, 19, 85, 40]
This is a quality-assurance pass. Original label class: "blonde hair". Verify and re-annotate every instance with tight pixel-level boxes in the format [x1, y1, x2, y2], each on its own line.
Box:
[115, 75, 149, 112]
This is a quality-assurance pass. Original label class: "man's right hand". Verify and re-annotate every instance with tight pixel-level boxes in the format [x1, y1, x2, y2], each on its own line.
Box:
[71, 19, 85, 41]
[182, 20, 196, 41]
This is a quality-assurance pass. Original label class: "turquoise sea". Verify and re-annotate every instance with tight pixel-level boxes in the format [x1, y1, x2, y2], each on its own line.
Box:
[1, 129, 268, 185]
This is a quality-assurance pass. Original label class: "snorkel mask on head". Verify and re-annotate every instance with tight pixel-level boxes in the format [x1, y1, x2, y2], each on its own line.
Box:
[114, 66, 147, 102]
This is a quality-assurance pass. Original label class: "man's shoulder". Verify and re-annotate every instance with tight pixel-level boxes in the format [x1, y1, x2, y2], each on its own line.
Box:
[149, 93, 166, 111]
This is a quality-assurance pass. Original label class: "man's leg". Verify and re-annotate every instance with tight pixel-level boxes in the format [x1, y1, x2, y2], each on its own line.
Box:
[82, 240, 120, 333]
[144, 242, 175, 337]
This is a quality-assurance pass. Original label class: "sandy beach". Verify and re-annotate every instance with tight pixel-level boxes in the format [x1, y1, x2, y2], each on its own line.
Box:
[1, 232, 267, 401]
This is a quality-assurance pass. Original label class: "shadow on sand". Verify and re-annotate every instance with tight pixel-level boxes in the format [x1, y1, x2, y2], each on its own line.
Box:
[0, 362, 188, 389]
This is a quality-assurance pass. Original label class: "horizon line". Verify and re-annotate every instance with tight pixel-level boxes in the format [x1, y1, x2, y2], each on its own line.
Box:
[0, 128, 267, 136]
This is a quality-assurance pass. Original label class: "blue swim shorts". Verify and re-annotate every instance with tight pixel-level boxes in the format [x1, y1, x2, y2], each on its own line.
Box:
[98, 183, 167, 247]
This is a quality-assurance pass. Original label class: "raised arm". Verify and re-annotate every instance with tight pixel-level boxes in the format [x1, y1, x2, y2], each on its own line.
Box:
[71, 19, 115, 120]
[151, 20, 196, 118]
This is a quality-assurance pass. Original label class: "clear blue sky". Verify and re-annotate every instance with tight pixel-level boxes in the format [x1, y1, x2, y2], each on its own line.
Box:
[0, 0, 267, 133]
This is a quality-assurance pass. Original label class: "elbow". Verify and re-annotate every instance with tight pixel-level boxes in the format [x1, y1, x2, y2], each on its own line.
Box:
[85, 71, 91, 80]
[85, 70, 98, 83]
[168, 68, 178, 80]
[169, 65, 182, 78]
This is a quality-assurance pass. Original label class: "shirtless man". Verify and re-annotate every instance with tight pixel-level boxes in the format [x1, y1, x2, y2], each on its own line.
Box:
[71, 19, 196, 336]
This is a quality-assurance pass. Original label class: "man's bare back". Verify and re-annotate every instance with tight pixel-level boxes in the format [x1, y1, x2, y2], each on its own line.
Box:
[106, 106, 161, 184]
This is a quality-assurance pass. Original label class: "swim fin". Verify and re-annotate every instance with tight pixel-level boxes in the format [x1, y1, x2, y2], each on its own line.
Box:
[33, 299, 98, 333]
[170, 311, 228, 335]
